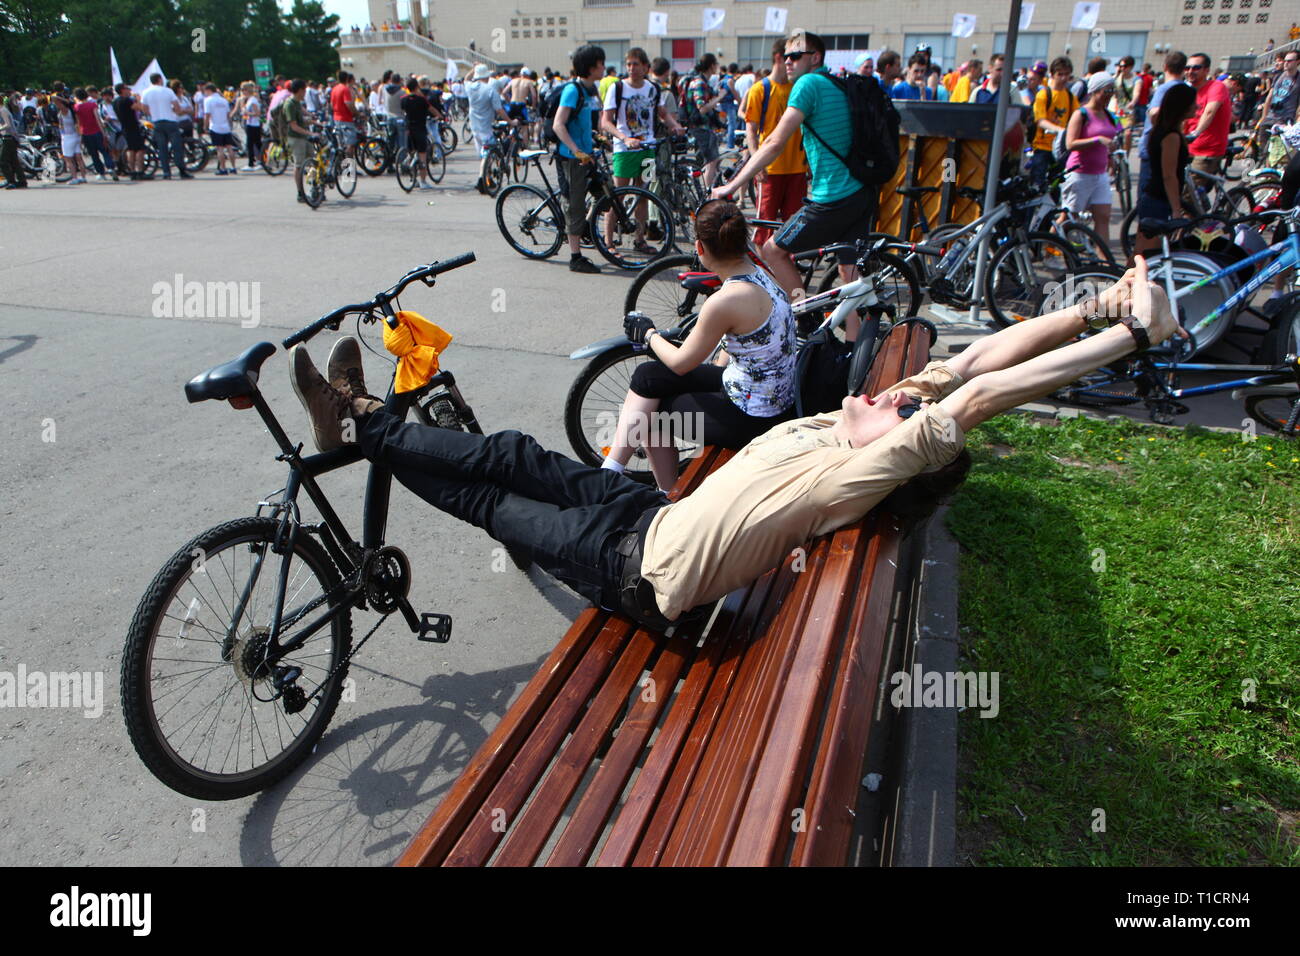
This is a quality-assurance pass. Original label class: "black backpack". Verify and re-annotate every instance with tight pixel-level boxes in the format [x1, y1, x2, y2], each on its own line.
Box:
[801, 72, 901, 188]
[541, 78, 579, 145]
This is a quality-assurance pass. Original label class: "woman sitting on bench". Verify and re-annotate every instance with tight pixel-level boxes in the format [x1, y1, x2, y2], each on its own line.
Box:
[603, 200, 798, 490]
[289, 258, 1179, 632]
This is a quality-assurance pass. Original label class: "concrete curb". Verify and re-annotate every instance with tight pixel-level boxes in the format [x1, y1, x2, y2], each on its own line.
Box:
[892, 506, 961, 867]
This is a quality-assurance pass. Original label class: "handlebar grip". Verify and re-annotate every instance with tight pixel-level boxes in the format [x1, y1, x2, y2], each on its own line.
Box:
[430, 251, 476, 275]
[282, 326, 314, 349]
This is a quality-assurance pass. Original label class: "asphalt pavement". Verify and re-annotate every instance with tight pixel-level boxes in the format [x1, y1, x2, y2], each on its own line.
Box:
[0, 146, 1263, 866]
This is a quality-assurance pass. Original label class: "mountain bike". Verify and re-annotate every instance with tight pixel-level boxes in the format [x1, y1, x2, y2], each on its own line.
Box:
[563, 237, 921, 479]
[1051, 209, 1300, 427]
[120, 255, 523, 800]
[261, 138, 290, 176]
[494, 147, 677, 270]
[302, 125, 358, 209]
[3, 134, 67, 184]
[394, 131, 446, 191]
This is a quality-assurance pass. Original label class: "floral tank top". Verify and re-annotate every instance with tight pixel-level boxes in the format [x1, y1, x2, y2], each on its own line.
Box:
[720, 267, 797, 417]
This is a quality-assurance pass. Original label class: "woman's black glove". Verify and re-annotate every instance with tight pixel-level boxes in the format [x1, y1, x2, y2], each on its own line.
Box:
[624, 310, 656, 345]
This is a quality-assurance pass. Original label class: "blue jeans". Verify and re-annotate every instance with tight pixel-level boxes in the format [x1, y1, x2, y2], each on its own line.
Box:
[357, 409, 668, 609]
[152, 120, 183, 175]
[388, 116, 406, 154]
[722, 103, 739, 149]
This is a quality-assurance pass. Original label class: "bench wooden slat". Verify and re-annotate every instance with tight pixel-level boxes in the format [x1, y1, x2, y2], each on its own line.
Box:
[724, 523, 874, 865]
[395, 608, 612, 867]
[442, 617, 636, 865]
[492, 626, 663, 865]
[659, 545, 830, 865]
[792, 529, 904, 866]
[624, 568, 785, 866]
[544, 629, 697, 867]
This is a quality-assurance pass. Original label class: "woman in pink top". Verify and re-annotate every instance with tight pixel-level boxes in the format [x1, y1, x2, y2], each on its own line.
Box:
[1063, 72, 1122, 242]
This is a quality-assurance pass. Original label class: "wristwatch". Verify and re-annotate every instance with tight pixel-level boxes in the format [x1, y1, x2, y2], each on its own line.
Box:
[1078, 297, 1109, 332]
[1118, 315, 1150, 353]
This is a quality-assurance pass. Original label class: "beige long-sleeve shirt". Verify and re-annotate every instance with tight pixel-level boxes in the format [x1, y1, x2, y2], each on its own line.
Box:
[641, 360, 966, 620]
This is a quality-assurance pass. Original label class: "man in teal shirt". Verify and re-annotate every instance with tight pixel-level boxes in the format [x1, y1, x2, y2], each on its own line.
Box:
[712, 29, 875, 298]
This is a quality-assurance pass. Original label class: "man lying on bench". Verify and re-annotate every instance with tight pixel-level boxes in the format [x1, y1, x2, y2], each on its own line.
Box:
[289, 259, 1178, 633]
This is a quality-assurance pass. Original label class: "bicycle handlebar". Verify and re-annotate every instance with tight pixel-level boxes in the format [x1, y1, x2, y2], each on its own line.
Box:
[282, 253, 476, 348]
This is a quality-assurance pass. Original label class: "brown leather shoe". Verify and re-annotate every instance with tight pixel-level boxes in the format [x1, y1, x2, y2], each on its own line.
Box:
[289, 345, 350, 452]
[326, 336, 366, 397]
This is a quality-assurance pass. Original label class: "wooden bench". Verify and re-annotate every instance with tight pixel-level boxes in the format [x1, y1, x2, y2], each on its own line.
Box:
[397, 320, 936, 867]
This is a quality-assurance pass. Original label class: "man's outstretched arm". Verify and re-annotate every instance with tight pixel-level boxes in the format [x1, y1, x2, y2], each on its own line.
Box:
[940, 259, 1177, 433]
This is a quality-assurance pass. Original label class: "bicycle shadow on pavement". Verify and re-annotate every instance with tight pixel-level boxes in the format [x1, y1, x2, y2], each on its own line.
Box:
[239, 655, 550, 866]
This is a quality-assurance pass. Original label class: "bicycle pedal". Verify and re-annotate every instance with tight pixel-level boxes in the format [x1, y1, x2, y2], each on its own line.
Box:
[417, 612, 452, 643]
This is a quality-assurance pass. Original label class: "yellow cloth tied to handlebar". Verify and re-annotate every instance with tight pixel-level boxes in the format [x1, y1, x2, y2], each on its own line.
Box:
[383, 310, 453, 393]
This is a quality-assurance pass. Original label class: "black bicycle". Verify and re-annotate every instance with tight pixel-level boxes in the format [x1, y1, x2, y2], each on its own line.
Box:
[120, 254, 518, 800]
[494, 147, 677, 270]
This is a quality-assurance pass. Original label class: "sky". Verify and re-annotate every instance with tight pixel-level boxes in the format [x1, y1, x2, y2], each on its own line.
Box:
[279, 0, 377, 32]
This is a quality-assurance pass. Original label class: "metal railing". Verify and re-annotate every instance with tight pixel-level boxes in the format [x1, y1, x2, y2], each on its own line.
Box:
[1255, 37, 1300, 70]
[338, 29, 502, 70]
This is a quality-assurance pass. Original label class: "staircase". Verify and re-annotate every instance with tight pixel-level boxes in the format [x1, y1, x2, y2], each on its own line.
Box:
[338, 28, 503, 74]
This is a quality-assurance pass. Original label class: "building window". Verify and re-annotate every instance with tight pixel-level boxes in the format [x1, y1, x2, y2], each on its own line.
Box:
[512, 30, 520, 38]
[594, 39, 631, 64]
[510, 17, 518, 26]
[1260, 0, 1270, 6]
[1218, 13, 1229, 21]
[1181, 14, 1193, 21]
[1241, 0, 1252, 6]
[1183, 0, 1195, 6]
[560, 17, 567, 24]
[1201, 0, 1212, 7]
[737, 36, 772, 64]
[1221, 0, 1232, 7]
[1257, 12, 1268, 21]
[821, 34, 871, 50]
[993, 31, 1049, 71]
[548, 29, 555, 37]
[560, 28, 567, 36]
[904, 33, 956, 71]
[1237, 13, 1249, 20]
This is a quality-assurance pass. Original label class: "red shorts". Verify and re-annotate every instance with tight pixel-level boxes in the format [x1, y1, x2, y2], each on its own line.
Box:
[755, 172, 808, 247]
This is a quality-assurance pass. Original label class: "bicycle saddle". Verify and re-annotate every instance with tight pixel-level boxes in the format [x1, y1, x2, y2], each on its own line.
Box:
[1139, 217, 1192, 237]
[895, 185, 940, 198]
[185, 341, 276, 403]
[679, 271, 722, 294]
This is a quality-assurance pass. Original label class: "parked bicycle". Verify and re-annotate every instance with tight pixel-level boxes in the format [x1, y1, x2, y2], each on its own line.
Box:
[494, 147, 677, 269]
[120, 255, 512, 800]
[302, 124, 358, 208]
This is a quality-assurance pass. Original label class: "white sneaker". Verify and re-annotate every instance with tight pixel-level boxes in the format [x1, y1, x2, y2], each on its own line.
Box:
[96, 174, 106, 182]
[419, 181, 434, 190]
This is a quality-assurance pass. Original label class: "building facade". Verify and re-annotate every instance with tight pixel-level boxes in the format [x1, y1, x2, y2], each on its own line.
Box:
[359, 0, 1292, 76]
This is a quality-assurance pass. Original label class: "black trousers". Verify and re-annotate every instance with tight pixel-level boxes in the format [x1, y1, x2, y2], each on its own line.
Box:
[628, 360, 793, 449]
[0, 136, 24, 185]
[358, 409, 668, 609]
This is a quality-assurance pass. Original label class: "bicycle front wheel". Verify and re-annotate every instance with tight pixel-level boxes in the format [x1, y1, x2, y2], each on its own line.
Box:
[815, 250, 922, 324]
[1244, 391, 1300, 437]
[335, 155, 357, 197]
[984, 232, 1080, 328]
[440, 123, 458, 154]
[624, 252, 706, 328]
[303, 164, 325, 208]
[495, 183, 564, 259]
[121, 517, 353, 800]
[589, 186, 676, 270]
[482, 150, 506, 197]
[427, 146, 446, 184]
[1055, 217, 1117, 267]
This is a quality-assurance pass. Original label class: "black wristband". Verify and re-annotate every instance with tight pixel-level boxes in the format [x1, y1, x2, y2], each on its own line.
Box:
[1119, 315, 1150, 353]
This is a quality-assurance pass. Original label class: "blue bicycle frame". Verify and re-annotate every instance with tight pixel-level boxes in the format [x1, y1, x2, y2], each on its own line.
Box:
[1176, 229, 1300, 340]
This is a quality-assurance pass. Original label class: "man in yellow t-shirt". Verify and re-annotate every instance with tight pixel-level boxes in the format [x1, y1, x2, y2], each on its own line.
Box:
[1030, 56, 1077, 187]
[951, 59, 982, 104]
[742, 38, 809, 247]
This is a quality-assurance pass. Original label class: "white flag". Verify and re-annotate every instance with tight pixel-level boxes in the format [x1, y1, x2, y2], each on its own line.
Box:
[445, 58, 458, 81]
[702, 8, 725, 32]
[951, 13, 976, 39]
[648, 11, 668, 37]
[131, 58, 166, 95]
[110, 47, 123, 86]
[764, 7, 788, 34]
[1020, 2, 1036, 30]
[1071, 1, 1100, 30]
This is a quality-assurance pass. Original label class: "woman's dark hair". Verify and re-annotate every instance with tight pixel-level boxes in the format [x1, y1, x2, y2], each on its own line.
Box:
[572, 44, 606, 78]
[696, 52, 718, 74]
[695, 200, 748, 259]
[1153, 82, 1196, 138]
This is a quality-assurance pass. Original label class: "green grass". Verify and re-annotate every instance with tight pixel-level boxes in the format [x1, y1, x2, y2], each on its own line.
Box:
[946, 414, 1300, 866]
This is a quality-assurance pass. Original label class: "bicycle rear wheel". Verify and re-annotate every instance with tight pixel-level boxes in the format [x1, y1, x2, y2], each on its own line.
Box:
[984, 232, 1080, 327]
[335, 155, 357, 197]
[440, 123, 458, 154]
[427, 146, 446, 184]
[496, 183, 564, 259]
[482, 150, 506, 197]
[394, 150, 416, 193]
[303, 163, 325, 208]
[564, 343, 668, 483]
[121, 517, 352, 800]
[1055, 217, 1117, 267]
[589, 186, 676, 270]
[815, 250, 922, 324]
[357, 137, 389, 176]
[262, 141, 288, 175]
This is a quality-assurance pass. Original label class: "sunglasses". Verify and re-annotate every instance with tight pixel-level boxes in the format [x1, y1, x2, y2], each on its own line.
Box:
[783, 51, 807, 61]
[897, 397, 925, 419]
